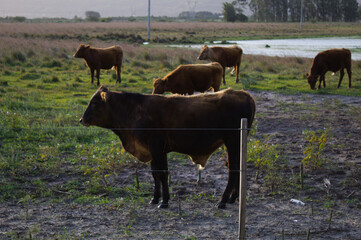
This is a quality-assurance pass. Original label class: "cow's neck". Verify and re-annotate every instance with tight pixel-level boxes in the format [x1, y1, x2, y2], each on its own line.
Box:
[108, 91, 146, 129]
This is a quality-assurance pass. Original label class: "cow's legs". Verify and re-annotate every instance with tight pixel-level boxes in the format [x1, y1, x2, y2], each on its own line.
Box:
[150, 170, 161, 205]
[96, 68, 100, 86]
[222, 67, 226, 85]
[318, 75, 324, 89]
[216, 134, 240, 209]
[116, 65, 121, 83]
[236, 64, 240, 83]
[90, 68, 95, 84]
[150, 152, 169, 208]
[346, 67, 352, 88]
[337, 69, 345, 88]
[213, 82, 221, 92]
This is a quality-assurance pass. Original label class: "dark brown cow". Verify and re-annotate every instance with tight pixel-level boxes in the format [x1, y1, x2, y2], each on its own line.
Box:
[80, 86, 256, 209]
[306, 48, 352, 90]
[74, 44, 123, 86]
[152, 62, 223, 95]
[197, 44, 243, 85]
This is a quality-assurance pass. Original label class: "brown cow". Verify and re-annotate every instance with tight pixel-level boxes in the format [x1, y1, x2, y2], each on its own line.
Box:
[74, 44, 123, 86]
[197, 44, 243, 85]
[80, 86, 256, 209]
[306, 48, 352, 90]
[152, 62, 223, 95]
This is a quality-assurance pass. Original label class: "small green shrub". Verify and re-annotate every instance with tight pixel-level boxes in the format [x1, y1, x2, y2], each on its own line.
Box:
[248, 136, 288, 191]
[19, 72, 41, 80]
[11, 51, 26, 63]
[41, 59, 62, 68]
[0, 81, 8, 86]
[302, 129, 329, 170]
[42, 76, 60, 83]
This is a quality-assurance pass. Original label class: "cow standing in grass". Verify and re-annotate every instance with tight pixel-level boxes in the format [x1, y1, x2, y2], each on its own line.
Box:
[306, 48, 352, 90]
[197, 45, 243, 85]
[74, 44, 123, 86]
[152, 62, 223, 95]
[80, 86, 256, 209]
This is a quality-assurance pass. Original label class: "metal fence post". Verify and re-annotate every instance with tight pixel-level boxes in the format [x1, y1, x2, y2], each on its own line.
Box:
[239, 118, 248, 240]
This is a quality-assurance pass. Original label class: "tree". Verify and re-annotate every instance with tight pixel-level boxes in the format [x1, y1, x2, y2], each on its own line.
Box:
[85, 11, 101, 22]
[249, 0, 266, 21]
[223, 1, 248, 22]
[223, 2, 237, 22]
[342, 0, 359, 22]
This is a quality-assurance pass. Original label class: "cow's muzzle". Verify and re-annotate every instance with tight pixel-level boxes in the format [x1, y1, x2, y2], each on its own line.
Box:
[79, 118, 90, 127]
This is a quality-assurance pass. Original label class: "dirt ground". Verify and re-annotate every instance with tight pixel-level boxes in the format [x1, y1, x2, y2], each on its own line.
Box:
[1, 90, 361, 239]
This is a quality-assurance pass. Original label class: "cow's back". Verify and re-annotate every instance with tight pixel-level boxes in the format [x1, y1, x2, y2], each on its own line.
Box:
[96, 46, 123, 69]
[210, 46, 243, 67]
[166, 63, 222, 93]
[312, 48, 351, 73]
[159, 89, 255, 165]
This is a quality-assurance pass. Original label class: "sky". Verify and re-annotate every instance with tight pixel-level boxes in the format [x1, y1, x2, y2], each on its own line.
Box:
[0, 0, 228, 19]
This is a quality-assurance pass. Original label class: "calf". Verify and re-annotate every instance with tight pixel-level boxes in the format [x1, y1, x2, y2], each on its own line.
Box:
[74, 44, 123, 86]
[152, 62, 223, 95]
[197, 44, 243, 85]
[80, 86, 256, 209]
[306, 48, 352, 89]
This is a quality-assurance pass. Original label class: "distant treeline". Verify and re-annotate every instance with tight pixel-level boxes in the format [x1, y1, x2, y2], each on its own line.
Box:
[247, 0, 360, 22]
[0, 13, 222, 24]
[1, 0, 360, 24]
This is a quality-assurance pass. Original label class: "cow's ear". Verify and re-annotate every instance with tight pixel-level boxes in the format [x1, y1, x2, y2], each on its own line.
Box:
[305, 73, 309, 78]
[99, 85, 108, 92]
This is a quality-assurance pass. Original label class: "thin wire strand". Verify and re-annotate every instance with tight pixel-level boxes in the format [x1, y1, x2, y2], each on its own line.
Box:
[1, 127, 252, 131]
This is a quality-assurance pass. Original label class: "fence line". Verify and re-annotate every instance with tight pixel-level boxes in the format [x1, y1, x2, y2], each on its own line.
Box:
[0, 127, 252, 131]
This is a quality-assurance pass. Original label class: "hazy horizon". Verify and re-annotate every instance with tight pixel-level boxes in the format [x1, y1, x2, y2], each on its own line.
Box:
[0, 0, 227, 19]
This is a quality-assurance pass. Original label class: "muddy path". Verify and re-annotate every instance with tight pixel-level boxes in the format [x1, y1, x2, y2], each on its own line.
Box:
[1, 91, 361, 239]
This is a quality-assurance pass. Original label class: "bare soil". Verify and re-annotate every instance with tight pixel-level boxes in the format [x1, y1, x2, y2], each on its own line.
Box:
[1, 90, 361, 239]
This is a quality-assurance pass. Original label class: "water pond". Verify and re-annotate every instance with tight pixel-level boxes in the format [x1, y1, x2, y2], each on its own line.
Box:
[170, 37, 361, 60]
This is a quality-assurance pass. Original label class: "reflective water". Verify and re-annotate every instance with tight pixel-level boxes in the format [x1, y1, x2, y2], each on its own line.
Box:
[171, 37, 361, 60]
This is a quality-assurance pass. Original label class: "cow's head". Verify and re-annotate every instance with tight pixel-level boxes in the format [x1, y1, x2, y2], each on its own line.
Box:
[152, 78, 166, 94]
[80, 86, 112, 127]
[74, 44, 90, 58]
[197, 45, 209, 60]
[306, 73, 318, 90]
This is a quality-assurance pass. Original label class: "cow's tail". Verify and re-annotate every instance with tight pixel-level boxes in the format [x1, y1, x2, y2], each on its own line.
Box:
[247, 93, 256, 135]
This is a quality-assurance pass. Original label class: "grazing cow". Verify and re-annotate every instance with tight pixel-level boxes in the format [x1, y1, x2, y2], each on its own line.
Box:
[80, 86, 256, 209]
[74, 44, 123, 86]
[306, 48, 352, 90]
[152, 62, 223, 95]
[197, 44, 243, 85]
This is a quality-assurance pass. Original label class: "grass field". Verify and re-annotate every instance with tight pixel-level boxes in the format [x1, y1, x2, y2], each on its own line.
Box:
[1, 21, 361, 239]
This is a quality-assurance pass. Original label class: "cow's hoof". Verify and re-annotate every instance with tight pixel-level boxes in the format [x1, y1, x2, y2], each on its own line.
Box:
[149, 199, 159, 205]
[216, 202, 226, 209]
[158, 202, 169, 209]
